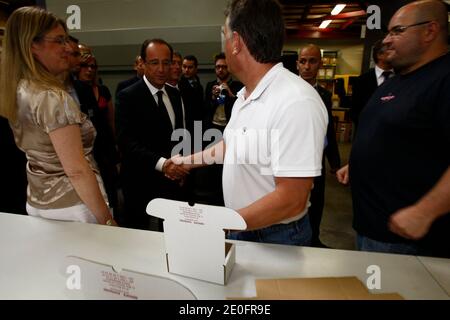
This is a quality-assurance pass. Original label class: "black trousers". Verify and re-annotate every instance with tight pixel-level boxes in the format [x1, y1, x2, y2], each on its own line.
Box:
[308, 168, 326, 245]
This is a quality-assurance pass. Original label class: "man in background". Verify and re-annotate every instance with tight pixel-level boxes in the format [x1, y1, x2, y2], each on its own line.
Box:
[193, 52, 244, 206]
[297, 44, 341, 248]
[179, 55, 204, 125]
[115, 55, 145, 97]
[350, 39, 393, 134]
[204, 52, 243, 131]
[166, 52, 183, 90]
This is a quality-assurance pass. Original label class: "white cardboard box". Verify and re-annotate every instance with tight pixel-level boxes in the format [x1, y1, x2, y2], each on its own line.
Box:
[147, 198, 246, 285]
[62, 256, 197, 300]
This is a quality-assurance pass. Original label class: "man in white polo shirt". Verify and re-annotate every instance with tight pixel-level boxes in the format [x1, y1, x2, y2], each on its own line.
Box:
[170, 0, 328, 245]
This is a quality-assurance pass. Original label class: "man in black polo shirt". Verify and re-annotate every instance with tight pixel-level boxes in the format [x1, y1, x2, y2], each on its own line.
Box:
[337, 0, 450, 258]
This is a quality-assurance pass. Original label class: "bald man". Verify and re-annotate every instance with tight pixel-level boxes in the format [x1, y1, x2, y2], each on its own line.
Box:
[337, 0, 450, 258]
[297, 44, 341, 247]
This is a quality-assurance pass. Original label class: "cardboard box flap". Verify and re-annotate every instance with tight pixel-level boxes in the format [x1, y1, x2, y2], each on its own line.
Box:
[147, 198, 246, 230]
[62, 256, 197, 300]
[146, 199, 246, 285]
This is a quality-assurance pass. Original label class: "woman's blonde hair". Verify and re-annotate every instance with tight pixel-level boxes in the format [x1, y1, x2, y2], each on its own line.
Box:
[0, 6, 67, 122]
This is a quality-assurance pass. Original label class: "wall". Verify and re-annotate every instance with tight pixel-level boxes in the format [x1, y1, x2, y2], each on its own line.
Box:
[284, 40, 364, 76]
[46, 0, 230, 98]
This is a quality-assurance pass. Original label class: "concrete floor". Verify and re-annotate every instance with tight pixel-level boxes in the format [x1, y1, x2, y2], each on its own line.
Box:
[320, 142, 356, 250]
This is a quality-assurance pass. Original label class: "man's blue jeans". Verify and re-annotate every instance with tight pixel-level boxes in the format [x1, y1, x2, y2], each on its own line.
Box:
[356, 234, 419, 255]
[227, 214, 312, 246]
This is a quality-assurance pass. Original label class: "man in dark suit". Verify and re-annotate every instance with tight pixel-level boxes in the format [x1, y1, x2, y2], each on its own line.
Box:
[115, 55, 145, 97]
[179, 55, 204, 128]
[350, 39, 393, 133]
[116, 38, 189, 231]
[297, 44, 341, 248]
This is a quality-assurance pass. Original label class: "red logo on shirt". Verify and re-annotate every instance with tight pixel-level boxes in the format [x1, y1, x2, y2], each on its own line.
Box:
[380, 93, 395, 102]
[98, 96, 108, 109]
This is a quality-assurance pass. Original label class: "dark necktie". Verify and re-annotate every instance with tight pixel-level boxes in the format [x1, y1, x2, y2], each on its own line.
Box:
[156, 90, 165, 109]
[157, 90, 183, 129]
[381, 71, 392, 84]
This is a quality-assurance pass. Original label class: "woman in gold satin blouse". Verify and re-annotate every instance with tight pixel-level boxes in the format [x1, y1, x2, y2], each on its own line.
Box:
[0, 7, 117, 226]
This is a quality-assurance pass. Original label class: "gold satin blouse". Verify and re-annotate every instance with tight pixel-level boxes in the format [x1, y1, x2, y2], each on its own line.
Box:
[10, 80, 107, 209]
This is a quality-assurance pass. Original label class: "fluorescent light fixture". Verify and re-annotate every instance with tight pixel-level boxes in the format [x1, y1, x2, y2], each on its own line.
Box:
[331, 4, 346, 15]
[319, 20, 332, 29]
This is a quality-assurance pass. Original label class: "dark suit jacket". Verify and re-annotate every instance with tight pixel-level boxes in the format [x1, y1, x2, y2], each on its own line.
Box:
[115, 75, 140, 98]
[178, 75, 204, 133]
[350, 68, 378, 132]
[316, 85, 341, 170]
[115, 79, 186, 220]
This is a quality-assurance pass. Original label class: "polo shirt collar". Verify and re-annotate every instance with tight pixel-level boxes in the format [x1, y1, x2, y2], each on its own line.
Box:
[236, 62, 283, 104]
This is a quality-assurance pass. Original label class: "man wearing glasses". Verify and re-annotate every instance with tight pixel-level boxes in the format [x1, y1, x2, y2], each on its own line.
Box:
[204, 52, 243, 132]
[337, 0, 450, 258]
[115, 38, 188, 231]
[194, 53, 243, 207]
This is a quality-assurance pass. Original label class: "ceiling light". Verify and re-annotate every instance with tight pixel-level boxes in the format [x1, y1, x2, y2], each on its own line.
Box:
[319, 20, 332, 29]
[331, 4, 346, 15]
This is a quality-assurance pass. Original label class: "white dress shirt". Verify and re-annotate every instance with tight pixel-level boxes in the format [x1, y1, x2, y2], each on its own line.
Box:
[375, 65, 394, 86]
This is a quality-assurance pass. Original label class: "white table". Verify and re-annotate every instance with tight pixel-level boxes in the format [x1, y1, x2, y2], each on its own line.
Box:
[0, 213, 448, 300]
[417, 256, 450, 296]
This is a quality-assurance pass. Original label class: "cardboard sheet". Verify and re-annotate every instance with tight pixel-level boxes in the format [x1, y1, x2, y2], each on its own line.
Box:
[230, 277, 403, 300]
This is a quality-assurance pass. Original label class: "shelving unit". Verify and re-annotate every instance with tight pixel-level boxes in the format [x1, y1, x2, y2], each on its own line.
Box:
[318, 50, 338, 93]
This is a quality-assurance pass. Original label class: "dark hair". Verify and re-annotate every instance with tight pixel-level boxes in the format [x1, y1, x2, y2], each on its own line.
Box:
[68, 35, 79, 44]
[372, 39, 385, 64]
[183, 55, 198, 67]
[173, 51, 183, 60]
[140, 38, 173, 62]
[214, 52, 226, 63]
[225, 0, 285, 63]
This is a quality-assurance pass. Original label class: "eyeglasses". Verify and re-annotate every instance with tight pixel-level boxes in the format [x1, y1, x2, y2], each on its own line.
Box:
[80, 63, 97, 69]
[385, 21, 431, 37]
[145, 59, 171, 68]
[35, 35, 71, 46]
[215, 65, 227, 70]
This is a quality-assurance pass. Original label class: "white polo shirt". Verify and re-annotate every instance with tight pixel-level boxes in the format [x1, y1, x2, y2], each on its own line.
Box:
[222, 63, 328, 223]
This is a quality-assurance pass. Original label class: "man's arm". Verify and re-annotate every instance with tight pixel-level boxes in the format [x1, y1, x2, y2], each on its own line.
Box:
[389, 166, 450, 240]
[171, 139, 225, 170]
[238, 177, 313, 230]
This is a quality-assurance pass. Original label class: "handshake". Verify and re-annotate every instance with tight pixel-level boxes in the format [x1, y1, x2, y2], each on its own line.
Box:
[162, 155, 192, 185]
